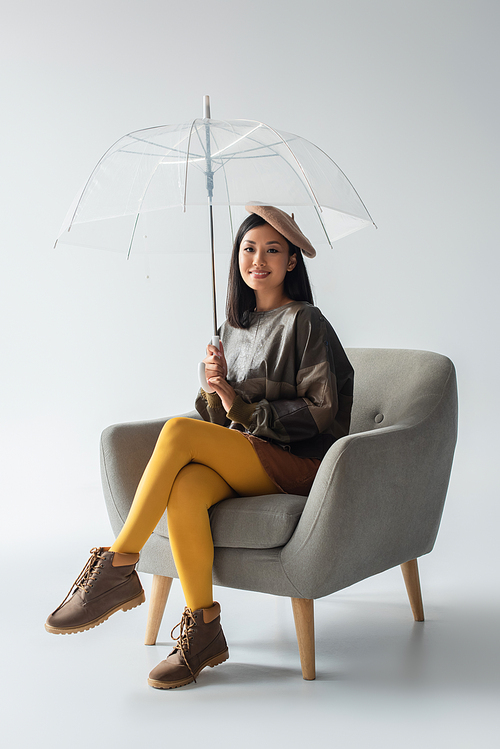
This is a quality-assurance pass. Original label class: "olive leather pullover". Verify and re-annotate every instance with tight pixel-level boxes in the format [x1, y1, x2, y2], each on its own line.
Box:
[195, 301, 354, 460]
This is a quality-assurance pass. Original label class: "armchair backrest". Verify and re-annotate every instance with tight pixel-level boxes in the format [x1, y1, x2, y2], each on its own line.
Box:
[347, 348, 457, 435]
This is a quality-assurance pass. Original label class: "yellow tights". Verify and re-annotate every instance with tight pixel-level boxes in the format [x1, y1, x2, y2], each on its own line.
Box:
[110, 417, 278, 611]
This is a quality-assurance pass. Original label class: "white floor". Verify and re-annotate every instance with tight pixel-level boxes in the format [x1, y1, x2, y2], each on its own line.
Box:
[3, 538, 499, 749]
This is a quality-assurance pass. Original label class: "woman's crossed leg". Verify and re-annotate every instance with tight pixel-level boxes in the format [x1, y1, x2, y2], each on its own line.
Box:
[110, 417, 278, 609]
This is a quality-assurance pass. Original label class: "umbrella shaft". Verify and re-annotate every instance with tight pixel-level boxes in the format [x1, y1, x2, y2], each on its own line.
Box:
[205, 121, 214, 199]
[208, 201, 218, 337]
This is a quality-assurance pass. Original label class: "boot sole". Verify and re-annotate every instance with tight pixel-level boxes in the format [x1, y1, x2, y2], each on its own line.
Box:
[44, 590, 146, 635]
[147, 648, 229, 689]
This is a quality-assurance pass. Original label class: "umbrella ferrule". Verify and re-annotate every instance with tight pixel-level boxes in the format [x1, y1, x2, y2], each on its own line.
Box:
[203, 95, 211, 120]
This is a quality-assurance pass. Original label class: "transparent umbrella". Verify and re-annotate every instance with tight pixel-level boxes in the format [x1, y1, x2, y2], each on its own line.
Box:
[56, 96, 375, 340]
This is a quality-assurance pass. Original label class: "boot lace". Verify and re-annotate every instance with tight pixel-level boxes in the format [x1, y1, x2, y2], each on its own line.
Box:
[53, 547, 107, 613]
[170, 607, 198, 682]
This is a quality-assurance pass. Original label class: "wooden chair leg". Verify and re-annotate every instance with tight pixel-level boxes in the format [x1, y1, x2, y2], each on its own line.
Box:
[291, 598, 315, 680]
[401, 559, 425, 621]
[144, 575, 173, 645]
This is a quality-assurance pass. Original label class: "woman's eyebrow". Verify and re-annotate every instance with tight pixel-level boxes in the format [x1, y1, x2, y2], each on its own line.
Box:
[242, 240, 283, 246]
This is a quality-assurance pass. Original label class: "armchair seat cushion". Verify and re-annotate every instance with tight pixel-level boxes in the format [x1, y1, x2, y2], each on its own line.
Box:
[154, 494, 308, 549]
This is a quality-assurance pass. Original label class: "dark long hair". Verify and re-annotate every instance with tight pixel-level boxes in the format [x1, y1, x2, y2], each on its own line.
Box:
[226, 214, 314, 329]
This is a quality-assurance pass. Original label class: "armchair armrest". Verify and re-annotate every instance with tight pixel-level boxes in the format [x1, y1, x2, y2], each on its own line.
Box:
[280, 368, 458, 599]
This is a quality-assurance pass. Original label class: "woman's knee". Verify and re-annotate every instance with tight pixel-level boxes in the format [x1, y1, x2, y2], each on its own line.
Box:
[160, 416, 191, 439]
[168, 464, 232, 516]
[156, 417, 196, 453]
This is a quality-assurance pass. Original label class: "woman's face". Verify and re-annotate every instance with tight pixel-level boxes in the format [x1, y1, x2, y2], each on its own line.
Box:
[238, 223, 297, 296]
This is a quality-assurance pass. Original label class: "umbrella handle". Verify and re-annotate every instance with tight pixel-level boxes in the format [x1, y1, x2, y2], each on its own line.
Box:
[198, 336, 220, 394]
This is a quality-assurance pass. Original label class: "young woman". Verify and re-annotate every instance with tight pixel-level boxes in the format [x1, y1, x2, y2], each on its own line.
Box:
[45, 205, 354, 689]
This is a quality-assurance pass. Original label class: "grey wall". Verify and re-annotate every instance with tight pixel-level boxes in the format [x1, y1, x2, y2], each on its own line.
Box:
[1, 0, 498, 585]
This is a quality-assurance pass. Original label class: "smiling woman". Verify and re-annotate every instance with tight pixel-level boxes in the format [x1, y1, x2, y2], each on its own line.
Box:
[226, 209, 315, 329]
[45, 205, 354, 692]
[239, 222, 297, 311]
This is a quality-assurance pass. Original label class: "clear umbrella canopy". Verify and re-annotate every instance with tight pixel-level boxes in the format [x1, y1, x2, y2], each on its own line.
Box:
[56, 115, 375, 257]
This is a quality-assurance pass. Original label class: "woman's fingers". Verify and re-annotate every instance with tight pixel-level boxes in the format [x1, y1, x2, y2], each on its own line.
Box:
[207, 376, 236, 412]
[203, 353, 222, 365]
[203, 350, 222, 366]
[205, 341, 227, 377]
[206, 343, 221, 358]
[218, 341, 228, 376]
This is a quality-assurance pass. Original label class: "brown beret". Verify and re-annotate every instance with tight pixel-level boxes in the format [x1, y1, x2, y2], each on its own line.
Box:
[245, 204, 316, 258]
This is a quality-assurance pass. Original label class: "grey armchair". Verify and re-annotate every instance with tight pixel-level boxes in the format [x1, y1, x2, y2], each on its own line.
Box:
[100, 348, 458, 680]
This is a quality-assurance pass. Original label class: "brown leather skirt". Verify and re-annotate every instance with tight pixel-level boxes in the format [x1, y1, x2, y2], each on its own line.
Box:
[241, 434, 321, 496]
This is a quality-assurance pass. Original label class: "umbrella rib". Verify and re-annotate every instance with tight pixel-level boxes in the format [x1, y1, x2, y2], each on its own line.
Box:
[124, 123, 290, 170]
[205, 125, 333, 244]
[244, 122, 323, 212]
[291, 135, 377, 228]
[232, 122, 335, 245]
[62, 125, 202, 235]
[127, 214, 140, 260]
[125, 129, 207, 166]
[207, 127, 236, 247]
[180, 122, 273, 173]
[125, 132, 193, 254]
[179, 122, 332, 251]
[126, 131, 206, 163]
[182, 119, 198, 211]
[126, 129, 191, 152]
[313, 205, 334, 248]
[120, 126, 291, 173]
[203, 124, 263, 160]
[124, 122, 282, 164]
[63, 135, 128, 232]
[118, 145, 205, 161]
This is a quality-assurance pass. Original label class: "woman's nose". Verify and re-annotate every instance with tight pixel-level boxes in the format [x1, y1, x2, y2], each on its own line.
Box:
[253, 252, 266, 266]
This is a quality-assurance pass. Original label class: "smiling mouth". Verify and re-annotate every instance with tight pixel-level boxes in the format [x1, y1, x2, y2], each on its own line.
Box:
[250, 271, 270, 278]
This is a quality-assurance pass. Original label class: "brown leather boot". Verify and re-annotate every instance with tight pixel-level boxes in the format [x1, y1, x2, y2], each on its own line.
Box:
[45, 547, 145, 635]
[148, 602, 229, 689]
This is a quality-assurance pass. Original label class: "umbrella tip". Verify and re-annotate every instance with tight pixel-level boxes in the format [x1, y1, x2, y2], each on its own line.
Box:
[203, 95, 211, 119]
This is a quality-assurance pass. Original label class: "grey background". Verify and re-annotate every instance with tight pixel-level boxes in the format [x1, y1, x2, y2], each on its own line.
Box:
[1, 1, 498, 746]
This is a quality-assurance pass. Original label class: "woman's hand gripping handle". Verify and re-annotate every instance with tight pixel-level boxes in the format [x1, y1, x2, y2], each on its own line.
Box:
[199, 336, 221, 394]
[199, 339, 236, 412]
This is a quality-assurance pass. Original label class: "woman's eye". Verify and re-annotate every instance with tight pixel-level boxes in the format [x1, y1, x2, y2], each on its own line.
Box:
[267, 248, 278, 253]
